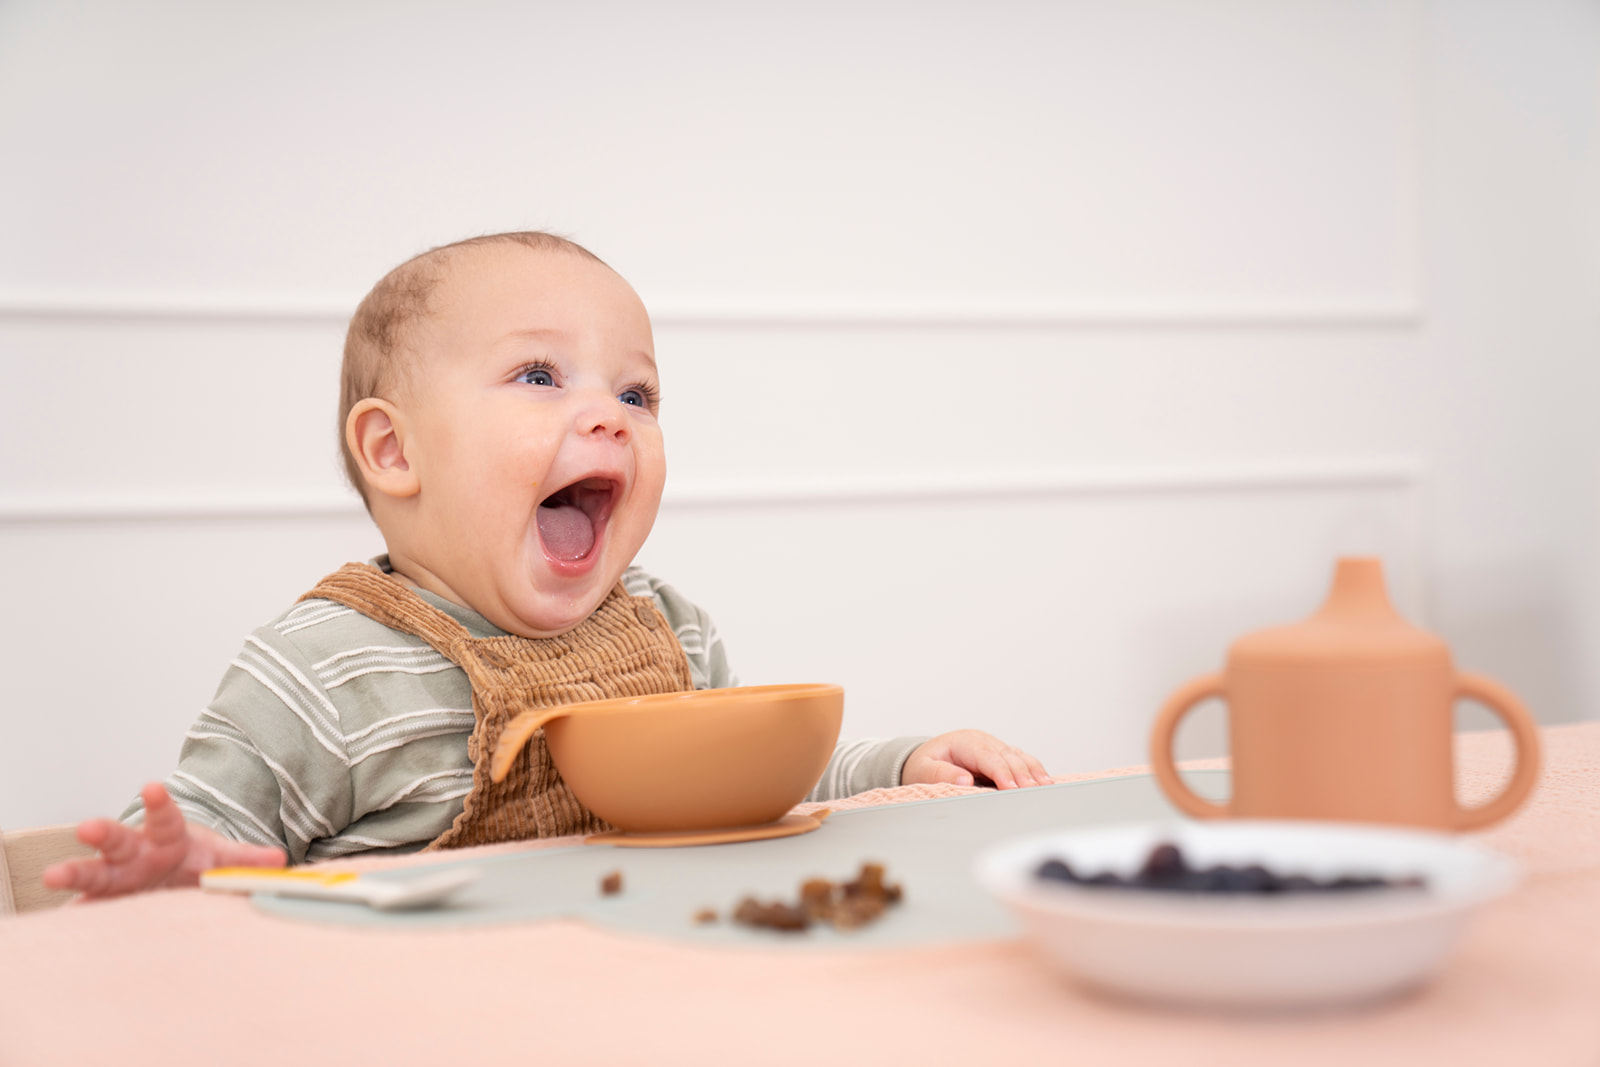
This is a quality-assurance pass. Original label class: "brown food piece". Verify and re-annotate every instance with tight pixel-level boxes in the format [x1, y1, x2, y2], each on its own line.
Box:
[830, 893, 885, 930]
[733, 897, 810, 932]
[844, 863, 886, 898]
[799, 878, 835, 919]
[693, 908, 719, 924]
[600, 870, 623, 896]
[733, 863, 904, 934]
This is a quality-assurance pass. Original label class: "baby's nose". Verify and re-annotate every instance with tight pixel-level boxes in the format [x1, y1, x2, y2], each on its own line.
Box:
[575, 393, 631, 442]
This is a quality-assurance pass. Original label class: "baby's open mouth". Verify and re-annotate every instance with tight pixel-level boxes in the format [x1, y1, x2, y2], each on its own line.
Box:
[536, 477, 619, 562]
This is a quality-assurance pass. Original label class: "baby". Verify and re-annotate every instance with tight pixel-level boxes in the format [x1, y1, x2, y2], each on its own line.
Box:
[45, 232, 1049, 898]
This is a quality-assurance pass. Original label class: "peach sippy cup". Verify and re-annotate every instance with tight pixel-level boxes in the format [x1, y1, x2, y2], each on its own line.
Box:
[1150, 558, 1540, 831]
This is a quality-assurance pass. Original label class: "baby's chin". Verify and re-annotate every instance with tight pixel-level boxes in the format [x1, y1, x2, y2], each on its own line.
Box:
[492, 562, 629, 637]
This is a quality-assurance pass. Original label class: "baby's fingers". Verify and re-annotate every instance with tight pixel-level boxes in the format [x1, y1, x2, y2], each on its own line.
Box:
[998, 749, 1046, 789]
[951, 746, 1015, 789]
[138, 782, 189, 848]
[967, 746, 1045, 790]
[199, 832, 287, 872]
[982, 747, 1045, 788]
[40, 854, 118, 896]
[235, 843, 288, 868]
[40, 819, 120, 891]
[923, 761, 976, 787]
[77, 817, 144, 866]
[991, 752, 1028, 789]
[39, 856, 86, 892]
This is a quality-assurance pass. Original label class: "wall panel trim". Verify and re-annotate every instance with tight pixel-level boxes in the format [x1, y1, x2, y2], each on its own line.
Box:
[0, 294, 1421, 330]
[0, 458, 1424, 524]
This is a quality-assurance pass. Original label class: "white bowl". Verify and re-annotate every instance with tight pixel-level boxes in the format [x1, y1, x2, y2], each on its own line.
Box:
[975, 820, 1518, 1011]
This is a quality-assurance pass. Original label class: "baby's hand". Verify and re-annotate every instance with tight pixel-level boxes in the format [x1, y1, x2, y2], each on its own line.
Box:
[902, 730, 1050, 790]
[40, 782, 286, 900]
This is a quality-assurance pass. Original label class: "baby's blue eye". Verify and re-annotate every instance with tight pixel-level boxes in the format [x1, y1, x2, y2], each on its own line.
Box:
[618, 389, 646, 407]
[517, 366, 555, 387]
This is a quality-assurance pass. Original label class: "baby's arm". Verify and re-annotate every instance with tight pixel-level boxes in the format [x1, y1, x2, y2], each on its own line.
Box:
[44, 613, 360, 897]
[41, 782, 286, 900]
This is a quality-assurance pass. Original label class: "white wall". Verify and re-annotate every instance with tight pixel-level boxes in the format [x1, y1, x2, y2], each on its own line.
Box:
[1, 0, 1595, 827]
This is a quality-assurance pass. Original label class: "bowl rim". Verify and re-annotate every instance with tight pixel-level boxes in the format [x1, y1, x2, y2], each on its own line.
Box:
[975, 819, 1521, 932]
[548, 682, 844, 717]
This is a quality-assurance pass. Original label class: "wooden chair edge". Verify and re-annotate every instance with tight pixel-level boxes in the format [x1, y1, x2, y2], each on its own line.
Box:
[1, 825, 93, 916]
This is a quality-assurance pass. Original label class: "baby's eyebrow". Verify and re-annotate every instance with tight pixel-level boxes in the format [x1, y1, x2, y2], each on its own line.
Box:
[499, 327, 567, 345]
[498, 328, 657, 369]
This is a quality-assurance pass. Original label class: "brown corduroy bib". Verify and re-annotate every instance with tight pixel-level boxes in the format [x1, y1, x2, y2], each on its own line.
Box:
[301, 563, 695, 849]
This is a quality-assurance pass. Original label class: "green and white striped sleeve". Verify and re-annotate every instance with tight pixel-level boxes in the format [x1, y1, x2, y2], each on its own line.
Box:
[123, 621, 360, 862]
[123, 597, 479, 863]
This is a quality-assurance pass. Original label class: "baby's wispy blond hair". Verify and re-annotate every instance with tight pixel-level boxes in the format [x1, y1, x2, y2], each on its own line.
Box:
[339, 231, 608, 505]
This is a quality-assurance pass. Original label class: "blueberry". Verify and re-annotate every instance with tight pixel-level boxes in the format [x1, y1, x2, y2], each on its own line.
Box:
[1237, 865, 1275, 892]
[1036, 858, 1078, 883]
[1210, 866, 1258, 893]
[1138, 843, 1188, 885]
[1328, 876, 1386, 891]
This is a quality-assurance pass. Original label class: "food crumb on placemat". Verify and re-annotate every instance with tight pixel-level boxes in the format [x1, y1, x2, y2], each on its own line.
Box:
[718, 862, 904, 933]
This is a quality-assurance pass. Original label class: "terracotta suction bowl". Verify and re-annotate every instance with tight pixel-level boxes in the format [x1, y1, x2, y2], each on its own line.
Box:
[490, 684, 844, 833]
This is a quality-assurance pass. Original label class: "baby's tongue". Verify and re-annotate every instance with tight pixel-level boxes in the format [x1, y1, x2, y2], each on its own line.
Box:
[537, 504, 595, 561]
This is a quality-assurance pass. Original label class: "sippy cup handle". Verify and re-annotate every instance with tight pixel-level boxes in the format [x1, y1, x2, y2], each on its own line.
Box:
[1452, 672, 1542, 830]
[1149, 672, 1229, 819]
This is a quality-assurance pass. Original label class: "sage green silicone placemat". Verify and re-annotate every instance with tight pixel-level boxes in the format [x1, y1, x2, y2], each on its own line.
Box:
[256, 770, 1229, 948]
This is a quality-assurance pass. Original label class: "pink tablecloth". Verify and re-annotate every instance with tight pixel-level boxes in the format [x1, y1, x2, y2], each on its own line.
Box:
[2, 725, 1596, 1066]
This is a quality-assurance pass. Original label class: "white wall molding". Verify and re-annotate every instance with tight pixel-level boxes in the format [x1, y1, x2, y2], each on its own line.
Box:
[0, 294, 356, 326]
[660, 459, 1425, 508]
[0, 489, 370, 523]
[0, 293, 1421, 330]
[0, 458, 1424, 524]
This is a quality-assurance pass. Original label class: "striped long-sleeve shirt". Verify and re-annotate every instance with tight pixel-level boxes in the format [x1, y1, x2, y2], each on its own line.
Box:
[123, 566, 926, 862]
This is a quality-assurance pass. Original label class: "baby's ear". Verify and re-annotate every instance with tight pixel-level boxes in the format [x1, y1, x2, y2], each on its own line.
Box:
[347, 399, 420, 499]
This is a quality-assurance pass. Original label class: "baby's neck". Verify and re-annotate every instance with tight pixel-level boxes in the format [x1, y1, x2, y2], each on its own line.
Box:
[381, 554, 467, 611]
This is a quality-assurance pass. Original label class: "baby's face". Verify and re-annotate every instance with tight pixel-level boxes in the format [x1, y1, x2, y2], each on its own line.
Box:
[391, 245, 664, 637]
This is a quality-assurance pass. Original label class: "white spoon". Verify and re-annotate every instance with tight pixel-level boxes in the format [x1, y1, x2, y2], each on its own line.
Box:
[201, 865, 480, 911]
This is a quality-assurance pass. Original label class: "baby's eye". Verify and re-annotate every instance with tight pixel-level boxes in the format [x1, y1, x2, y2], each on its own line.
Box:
[516, 364, 556, 387]
[618, 384, 660, 410]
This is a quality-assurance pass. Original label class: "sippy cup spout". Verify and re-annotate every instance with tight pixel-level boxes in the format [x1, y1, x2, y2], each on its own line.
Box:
[1317, 557, 1403, 625]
